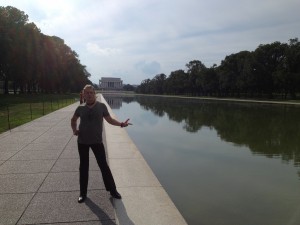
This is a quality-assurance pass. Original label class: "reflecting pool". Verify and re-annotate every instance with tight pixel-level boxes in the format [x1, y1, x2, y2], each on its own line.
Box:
[104, 94, 300, 225]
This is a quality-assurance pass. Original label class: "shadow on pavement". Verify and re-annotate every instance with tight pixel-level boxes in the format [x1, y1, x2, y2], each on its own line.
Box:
[110, 198, 135, 225]
[85, 197, 117, 225]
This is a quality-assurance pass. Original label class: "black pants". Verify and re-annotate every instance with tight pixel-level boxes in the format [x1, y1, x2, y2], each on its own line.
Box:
[78, 142, 116, 196]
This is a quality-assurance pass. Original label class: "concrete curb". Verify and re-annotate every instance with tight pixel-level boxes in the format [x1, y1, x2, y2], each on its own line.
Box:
[100, 94, 188, 225]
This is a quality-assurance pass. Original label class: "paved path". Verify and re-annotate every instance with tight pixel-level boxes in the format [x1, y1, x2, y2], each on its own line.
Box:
[0, 96, 188, 225]
[0, 102, 116, 225]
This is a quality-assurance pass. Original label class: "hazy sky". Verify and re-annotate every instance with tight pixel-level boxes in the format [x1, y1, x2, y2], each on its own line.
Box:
[1, 0, 299, 85]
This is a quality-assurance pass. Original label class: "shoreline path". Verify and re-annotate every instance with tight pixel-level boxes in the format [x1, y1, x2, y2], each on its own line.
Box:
[0, 94, 187, 225]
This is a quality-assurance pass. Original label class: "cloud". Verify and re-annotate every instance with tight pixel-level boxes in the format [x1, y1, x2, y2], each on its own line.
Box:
[1, 0, 299, 84]
[86, 43, 121, 56]
[135, 60, 161, 76]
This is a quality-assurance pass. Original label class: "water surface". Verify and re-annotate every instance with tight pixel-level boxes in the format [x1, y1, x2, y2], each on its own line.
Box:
[104, 94, 300, 225]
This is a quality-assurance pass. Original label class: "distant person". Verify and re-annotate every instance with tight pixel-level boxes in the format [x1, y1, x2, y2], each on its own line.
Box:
[79, 90, 85, 104]
[71, 84, 132, 203]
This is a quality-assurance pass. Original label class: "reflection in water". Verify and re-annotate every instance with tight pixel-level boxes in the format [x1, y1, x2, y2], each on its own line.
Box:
[104, 95, 123, 109]
[104, 94, 300, 225]
[106, 95, 300, 168]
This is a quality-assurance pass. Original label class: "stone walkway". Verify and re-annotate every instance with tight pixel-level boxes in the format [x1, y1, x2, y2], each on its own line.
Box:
[0, 103, 116, 225]
[0, 97, 188, 225]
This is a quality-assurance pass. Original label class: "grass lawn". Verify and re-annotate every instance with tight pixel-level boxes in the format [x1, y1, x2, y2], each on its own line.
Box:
[0, 93, 79, 133]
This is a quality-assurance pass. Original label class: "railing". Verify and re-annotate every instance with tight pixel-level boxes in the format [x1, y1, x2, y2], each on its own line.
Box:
[0, 98, 76, 133]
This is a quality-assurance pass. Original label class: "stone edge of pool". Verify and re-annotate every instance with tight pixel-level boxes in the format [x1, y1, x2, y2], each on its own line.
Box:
[100, 94, 188, 225]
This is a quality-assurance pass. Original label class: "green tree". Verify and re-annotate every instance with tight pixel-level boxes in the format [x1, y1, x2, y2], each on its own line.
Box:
[136, 79, 151, 94]
[218, 53, 240, 96]
[186, 60, 206, 95]
[0, 6, 91, 94]
[123, 84, 136, 91]
[151, 73, 167, 94]
[275, 38, 300, 98]
[165, 69, 188, 95]
[0, 6, 29, 94]
[200, 66, 219, 96]
[253, 41, 287, 97]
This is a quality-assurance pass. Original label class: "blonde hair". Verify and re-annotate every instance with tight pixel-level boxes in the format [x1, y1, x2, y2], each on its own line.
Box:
[83, 85, 97, 100]
[83, 84, 94, 91]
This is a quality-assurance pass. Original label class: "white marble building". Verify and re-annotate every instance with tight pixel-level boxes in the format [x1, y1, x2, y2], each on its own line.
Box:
[99, 77, 123, 90]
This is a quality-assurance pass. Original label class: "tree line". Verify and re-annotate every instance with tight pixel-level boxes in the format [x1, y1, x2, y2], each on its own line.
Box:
[136, 38, 300, 99]
[123, 95, 300, 166]
[0, 6, 92, 94]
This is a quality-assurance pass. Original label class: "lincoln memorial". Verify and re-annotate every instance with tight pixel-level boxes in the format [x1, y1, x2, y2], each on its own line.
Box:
[99, 77, 123, 90]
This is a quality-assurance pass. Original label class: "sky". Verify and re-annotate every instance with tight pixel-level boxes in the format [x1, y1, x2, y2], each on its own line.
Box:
[1, 0, 299, 85]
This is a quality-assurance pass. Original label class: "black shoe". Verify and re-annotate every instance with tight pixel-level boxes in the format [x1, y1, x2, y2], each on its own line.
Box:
[78, 195, 86, 203]
[110, 190, 122, 199]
